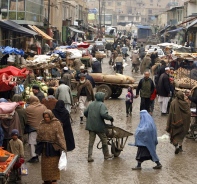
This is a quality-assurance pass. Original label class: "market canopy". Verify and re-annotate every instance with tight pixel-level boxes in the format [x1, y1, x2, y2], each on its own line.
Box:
[68, 27, 85, 34]
[0, 20, 37, 36]
[167, 27, 185, 33]
[186, 19, 197, 29]
[28, 25, 53, 40]
[0, 66, 28, 77]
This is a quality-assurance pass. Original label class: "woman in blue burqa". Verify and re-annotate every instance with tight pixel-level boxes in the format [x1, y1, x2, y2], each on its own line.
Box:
[132, 110, 162, 170]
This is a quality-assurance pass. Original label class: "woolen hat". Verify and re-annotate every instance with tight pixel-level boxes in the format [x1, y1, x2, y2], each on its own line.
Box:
[11, 129, 19, 136]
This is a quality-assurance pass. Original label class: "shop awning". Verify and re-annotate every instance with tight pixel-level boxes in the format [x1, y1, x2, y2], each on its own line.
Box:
[68, 27, 85, 34]
[0, 20, 37, 36]
[167, 27, 185, 33]
[186, 19, 197, 29]
[28, 25, 53, 40]
[177, 17, 197, 26]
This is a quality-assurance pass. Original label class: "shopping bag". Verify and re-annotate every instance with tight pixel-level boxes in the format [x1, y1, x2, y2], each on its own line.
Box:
[19, 163, 28, 176]
[58, 151, 67, 171]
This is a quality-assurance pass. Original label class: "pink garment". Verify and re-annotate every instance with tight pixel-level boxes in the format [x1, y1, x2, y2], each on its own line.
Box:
[0, 102, 18, 114]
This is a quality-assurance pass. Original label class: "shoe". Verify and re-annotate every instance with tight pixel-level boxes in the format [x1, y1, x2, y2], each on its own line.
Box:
[132, 166, 142, 170]
[104, 154, 114, 160]
[126, 114, 128, 117]
[153, 164, 162, 169]
[175, 147, 180, 154]
[179, 146, 183, 152]
[88, 157, 94, 162]
[28, 156, 39, 163]
[80, 117, 83, 124]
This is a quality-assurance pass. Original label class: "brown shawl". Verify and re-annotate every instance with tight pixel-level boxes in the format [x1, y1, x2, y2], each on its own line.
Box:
[37, 110, 67, 151]
[1, 111, 22, 139]
[166, 91, 191, 145]
[77, 80, 94, 101]
[26, 96, 47, 130]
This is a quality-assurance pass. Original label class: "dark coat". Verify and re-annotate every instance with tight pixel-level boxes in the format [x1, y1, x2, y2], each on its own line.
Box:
[84, 93, 113, 133]
[92, 61, 102, 73]
[86, 74, 95, 88]
[52, 100, 75, 152]
[157, 72, 171, 97]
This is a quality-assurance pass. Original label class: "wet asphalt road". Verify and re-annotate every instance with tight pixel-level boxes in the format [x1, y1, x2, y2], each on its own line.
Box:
[19, 54, 197, 184]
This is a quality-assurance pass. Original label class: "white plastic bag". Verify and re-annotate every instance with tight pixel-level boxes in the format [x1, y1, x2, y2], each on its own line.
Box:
[58, 151, 67, 171]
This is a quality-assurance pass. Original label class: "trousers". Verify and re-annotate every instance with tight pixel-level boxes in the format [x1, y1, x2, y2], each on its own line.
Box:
[140, 97, 150, 112]
[126, 102, 132, 114]
[158, 96, 170, 113]
[79, 96, 90, 117]
[88, 131, 109, 158]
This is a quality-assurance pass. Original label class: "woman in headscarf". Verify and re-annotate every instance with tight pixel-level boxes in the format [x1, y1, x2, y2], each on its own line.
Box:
[132, 110, 162, 170]
[25, 96, 47, 163]
[12, 94, 27, 137]
[36, 110, 67, 184]
[166, 91, 191, 154]
[52, 100, 75, 152]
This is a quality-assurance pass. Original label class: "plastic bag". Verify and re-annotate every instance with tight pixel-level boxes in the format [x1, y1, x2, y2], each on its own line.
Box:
[20, 163, 28, 175]
[58, 151, 67, 171]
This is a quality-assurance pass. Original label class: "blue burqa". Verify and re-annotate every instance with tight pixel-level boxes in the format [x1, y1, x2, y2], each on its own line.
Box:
[135, 110, 159, 162]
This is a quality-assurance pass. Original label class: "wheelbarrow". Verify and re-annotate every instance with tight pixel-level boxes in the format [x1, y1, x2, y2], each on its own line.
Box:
[97, 123, 133, 157]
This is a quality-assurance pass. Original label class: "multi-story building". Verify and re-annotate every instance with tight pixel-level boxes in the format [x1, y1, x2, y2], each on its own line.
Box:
[0, 0, 44, 26]
[87, 0, 186, 26]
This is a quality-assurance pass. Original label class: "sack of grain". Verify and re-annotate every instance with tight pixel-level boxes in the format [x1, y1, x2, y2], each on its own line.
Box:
[89, 73, 104, 82]
[115, 73, 135, 84]
[103, 74, 123, 84]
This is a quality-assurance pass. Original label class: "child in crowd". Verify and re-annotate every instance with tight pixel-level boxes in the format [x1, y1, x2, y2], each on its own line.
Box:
[125, 87, 134, 117]
[7, 129, 24, 182]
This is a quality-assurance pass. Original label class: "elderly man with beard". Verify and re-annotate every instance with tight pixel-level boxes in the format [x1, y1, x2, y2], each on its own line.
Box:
[77, 73, 94, 124]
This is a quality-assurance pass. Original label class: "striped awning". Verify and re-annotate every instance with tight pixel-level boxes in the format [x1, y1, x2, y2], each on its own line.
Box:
[28, 25, 53, 40]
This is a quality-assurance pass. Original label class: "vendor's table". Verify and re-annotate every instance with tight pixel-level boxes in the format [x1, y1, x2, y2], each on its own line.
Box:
[0, 155, 18, 184]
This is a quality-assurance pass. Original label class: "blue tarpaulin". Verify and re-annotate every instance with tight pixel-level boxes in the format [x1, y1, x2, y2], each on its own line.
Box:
[0, 46, 24, 56]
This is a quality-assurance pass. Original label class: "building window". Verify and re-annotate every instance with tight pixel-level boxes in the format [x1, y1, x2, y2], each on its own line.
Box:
[148, 9, 152, 14]
[117, 2, 121, 6]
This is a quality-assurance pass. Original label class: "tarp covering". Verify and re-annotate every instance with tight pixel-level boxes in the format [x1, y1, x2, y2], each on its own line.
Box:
[0, 46, 24, 56]
[68, 27, 85, 34]
[0, 20, 37, 36]
[167, 27, 184, 33]
[0, 73, 16, 92]
[28, 25, 53, 40]
[0, 66, 28, 77]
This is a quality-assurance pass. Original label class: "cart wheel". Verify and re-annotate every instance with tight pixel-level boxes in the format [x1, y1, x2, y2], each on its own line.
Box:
[111, 142, 121, 157]
[96, 84, 112, 99]
[111, 87, 122, 99]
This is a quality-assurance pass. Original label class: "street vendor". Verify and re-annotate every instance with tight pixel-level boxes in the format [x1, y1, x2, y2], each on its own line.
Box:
[32, 85, 45, 102]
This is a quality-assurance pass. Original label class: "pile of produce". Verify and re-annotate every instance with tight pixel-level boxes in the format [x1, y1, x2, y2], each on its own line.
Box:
[174, 77, 197, 89]
[24, 80, 48, 99]
[0, 148, 15, 172]
[89, 73, 135, 84]
[21, 54, 61, 69]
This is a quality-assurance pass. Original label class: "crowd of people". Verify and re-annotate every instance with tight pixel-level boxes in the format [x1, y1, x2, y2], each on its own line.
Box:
[0, 39, 196, 183]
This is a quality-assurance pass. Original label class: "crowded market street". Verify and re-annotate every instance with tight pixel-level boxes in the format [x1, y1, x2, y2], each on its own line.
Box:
[19, 54, 197, 184]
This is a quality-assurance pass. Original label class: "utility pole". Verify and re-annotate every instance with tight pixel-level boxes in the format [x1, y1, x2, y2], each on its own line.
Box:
[99, 0, 101, 31]
[48, 0, 50, 28]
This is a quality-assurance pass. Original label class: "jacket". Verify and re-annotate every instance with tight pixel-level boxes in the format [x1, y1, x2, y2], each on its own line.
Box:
[157, 72, 171, 97]
[36, 91, 45, 102]
[55, 84, 73, 105]
[92, 61, 102, 73]
[77, 80, 94, 101]
[84, 92, 113, 133]
[61, 72, 72, 88]
[136, 78, 154, 98]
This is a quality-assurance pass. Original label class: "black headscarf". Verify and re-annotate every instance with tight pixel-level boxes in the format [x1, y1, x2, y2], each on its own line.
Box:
[52, 100, 70, 125]
[52, 100, 75, 151]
